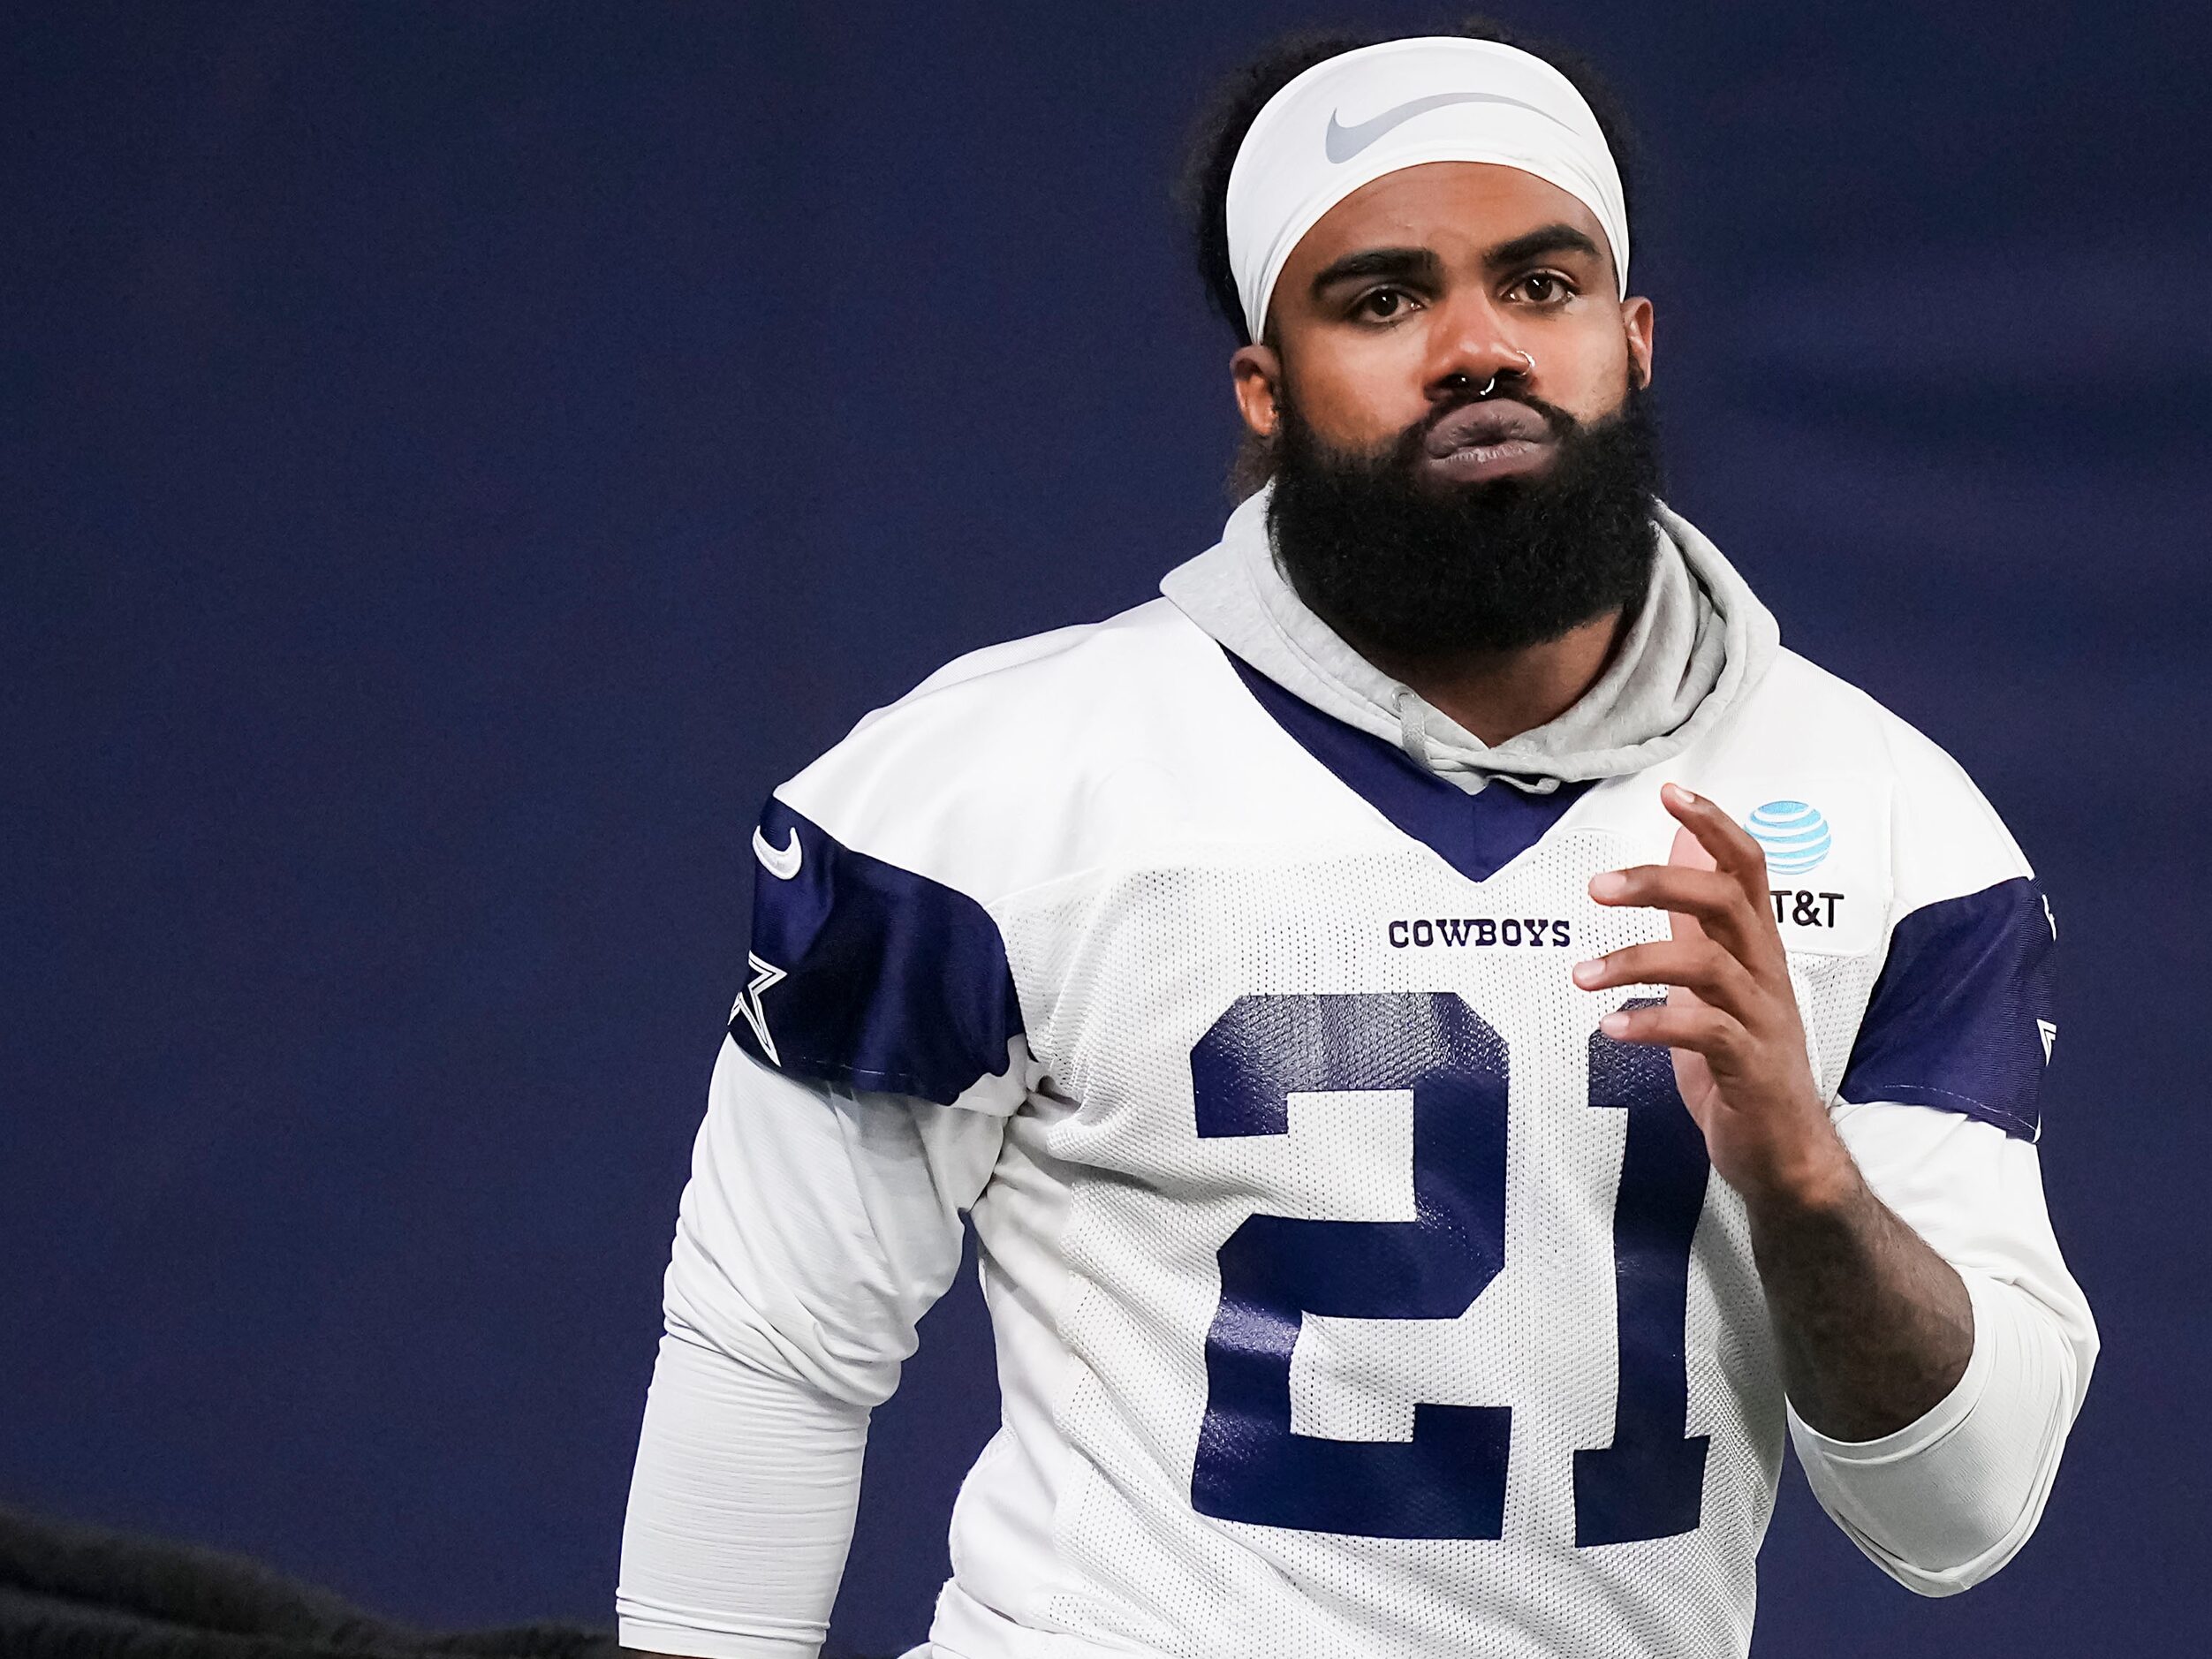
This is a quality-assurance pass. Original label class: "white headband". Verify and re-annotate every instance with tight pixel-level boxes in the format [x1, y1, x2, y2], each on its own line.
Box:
[1223, 36, 1631, 341]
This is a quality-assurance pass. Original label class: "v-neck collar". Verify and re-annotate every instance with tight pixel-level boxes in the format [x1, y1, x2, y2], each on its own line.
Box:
[1225, 648, 1595, 883]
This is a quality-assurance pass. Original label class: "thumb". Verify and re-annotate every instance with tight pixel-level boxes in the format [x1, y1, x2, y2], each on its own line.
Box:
[1667, 822, 1717, 944]
[1669, 822, 1717, 871]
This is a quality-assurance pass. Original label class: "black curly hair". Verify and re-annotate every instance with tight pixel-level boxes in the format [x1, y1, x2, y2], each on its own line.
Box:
[1175, 15, 1642, 349]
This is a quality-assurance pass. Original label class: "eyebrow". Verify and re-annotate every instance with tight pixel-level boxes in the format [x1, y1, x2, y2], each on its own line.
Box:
[1307, 246, 1442, 299]
[1484, 223, 1604, 270]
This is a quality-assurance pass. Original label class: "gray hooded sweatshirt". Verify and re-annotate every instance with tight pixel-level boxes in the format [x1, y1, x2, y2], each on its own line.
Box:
[1159, 477, 1782, 791]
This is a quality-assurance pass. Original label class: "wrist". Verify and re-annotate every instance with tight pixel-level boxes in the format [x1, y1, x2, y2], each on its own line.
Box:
[1739, 1111, 1860, 1218]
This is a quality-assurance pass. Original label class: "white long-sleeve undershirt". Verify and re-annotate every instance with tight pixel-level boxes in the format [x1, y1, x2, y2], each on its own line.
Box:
[618, 1042, 1002, 1658]
[617, 1044, 2095, 1656]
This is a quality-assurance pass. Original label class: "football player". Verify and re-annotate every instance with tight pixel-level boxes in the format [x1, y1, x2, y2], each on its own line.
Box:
[617, 21, 2095, 1659]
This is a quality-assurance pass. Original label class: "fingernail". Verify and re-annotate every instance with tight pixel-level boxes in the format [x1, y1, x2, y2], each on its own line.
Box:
[1600, 1011, 1631, 1036]
[1572, 958, 1604, 988]
[1663, 783, 1696, 807]
[1589, 871, 1626, 899]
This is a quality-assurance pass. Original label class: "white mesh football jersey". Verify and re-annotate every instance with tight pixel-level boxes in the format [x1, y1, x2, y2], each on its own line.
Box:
[730, 596, 2058, 1659]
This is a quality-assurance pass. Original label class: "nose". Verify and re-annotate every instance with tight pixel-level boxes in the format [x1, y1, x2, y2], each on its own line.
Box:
[1425, 292, 1531, 401]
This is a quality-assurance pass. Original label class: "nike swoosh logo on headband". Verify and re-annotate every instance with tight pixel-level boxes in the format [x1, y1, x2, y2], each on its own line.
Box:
[1324, 90, 1568, 163]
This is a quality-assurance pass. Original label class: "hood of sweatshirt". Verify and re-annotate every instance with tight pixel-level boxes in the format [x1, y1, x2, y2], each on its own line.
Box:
[1160, 478, 1782, 795]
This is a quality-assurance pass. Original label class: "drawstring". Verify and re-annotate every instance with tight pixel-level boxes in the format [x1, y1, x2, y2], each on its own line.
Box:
[1393, 687, 1563, 796]
[1392, 687, 1431, 769]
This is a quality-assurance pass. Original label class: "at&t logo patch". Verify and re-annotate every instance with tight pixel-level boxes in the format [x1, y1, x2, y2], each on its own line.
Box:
[1746, 800, 1832, 875]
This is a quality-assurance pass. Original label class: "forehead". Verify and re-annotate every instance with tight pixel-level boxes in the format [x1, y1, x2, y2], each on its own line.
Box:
[1283, 161, 1615, 282]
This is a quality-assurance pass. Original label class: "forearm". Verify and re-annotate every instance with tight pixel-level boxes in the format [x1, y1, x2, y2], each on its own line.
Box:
[1744, 1138, 1974, 1441]
[1788, 1266, 2081, 1594]
[618, 1332, 867, 1659]
[1768, 1100, 2099, 1591]
[617, 1042, 1009, 1655]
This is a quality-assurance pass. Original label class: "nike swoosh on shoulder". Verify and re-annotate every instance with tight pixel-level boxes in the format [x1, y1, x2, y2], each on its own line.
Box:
[752, 824, 802, 881]
[1324, 90, 1567, 163]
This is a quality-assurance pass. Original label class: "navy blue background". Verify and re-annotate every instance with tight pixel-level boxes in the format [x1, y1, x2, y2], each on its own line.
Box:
[4, 2, 2206, 1652]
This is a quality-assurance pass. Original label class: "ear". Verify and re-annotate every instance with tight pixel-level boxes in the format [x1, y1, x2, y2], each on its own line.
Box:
[1621, 295, 1655, 390]
[1231, 342, 1283, 439]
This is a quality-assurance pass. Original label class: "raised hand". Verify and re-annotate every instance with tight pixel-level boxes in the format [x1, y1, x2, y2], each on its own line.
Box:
[1571, 783, 1850, 1208]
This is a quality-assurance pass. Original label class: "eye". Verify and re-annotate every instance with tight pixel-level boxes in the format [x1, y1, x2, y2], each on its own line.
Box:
[1511, 270, 1577, 306]
[1352, 286, 1420, 322]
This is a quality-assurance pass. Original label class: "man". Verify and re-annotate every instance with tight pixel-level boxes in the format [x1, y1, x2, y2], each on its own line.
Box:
[617, 22, 2095, 1659]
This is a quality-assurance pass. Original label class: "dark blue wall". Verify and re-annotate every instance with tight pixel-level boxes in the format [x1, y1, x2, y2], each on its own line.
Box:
[4, 3, 2205, 1652]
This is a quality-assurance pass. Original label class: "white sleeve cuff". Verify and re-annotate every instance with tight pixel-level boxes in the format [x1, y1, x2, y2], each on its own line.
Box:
[615, 1613, 818, 1659]
[1786, 1269, 2079, 1595]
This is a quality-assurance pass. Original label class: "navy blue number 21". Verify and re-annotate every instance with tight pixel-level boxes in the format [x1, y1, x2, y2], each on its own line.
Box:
[1190, 992, 1711, 1545]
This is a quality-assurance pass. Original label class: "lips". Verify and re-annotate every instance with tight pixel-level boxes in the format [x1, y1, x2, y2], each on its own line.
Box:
[1423, 398, 1553, 459]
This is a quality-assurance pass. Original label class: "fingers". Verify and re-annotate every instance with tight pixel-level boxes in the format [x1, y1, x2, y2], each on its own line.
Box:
[1572, 938, 1761, 1012]
[1589, 784, 1786, 964]
[1596, 996, 1750, 1061]
[1589, 865, 1740, 926]
[1587, 863, 1777, 965]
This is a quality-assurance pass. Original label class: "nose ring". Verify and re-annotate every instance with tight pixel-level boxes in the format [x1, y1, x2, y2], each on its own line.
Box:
[1466, 350, 1537, 399]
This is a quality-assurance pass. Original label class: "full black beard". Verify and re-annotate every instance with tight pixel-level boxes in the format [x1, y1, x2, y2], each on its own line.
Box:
[1267, 373, 1663, 662]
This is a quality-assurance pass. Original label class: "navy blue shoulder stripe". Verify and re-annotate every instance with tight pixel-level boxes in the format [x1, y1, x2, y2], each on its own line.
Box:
[1838, 875, 2056, 1140]
[731, 798, 1023, 1105]
[1224, 648, 1593, 884]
